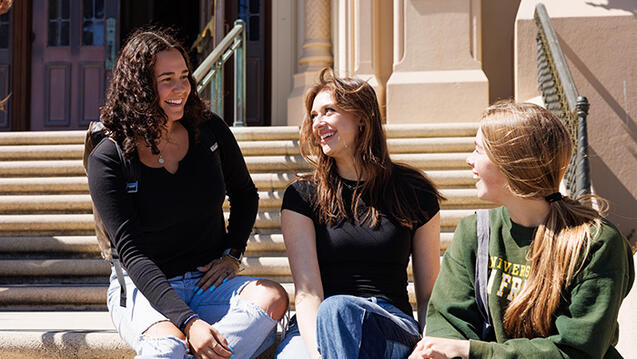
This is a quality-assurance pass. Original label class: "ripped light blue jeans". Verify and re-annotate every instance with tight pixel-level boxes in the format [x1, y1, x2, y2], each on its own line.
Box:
[275, 295, 421, 359]
[107, 267, 277, 359]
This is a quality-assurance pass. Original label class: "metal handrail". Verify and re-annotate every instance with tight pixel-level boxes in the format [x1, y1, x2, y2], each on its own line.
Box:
[194, 19, 246, 126]
[535, 3, 591, 198]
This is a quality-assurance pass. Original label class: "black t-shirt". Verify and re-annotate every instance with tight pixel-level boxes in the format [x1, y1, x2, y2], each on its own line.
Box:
[281, 172, 440, 316]
[87, 115, 258, 329]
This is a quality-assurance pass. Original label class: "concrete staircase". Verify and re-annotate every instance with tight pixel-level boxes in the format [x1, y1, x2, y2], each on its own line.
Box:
[0, 124, 489, 358]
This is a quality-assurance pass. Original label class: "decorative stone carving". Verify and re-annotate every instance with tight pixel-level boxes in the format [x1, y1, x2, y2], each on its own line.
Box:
[288, 0, 334, 125]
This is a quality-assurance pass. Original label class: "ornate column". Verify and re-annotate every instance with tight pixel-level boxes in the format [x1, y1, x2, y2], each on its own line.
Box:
[287, 0, 333, 125]
[352, 0, 381, 103]
[386, 0, 488, 123]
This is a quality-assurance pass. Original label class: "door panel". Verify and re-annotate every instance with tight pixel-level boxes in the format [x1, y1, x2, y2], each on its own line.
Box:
[31, 0, 117, 130]
[0, 10, 12, 130]
[79, 62, 104, 123]
[44, 62, 71, 126]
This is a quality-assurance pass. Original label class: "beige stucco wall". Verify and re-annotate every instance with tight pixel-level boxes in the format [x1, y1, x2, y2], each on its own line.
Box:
[516, 0, 637, 245]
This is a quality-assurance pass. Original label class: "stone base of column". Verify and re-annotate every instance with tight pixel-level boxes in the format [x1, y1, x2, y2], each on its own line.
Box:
[386, 69, 489, 123]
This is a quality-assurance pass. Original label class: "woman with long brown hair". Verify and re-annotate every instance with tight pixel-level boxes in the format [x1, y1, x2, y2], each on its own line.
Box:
[87, 28, 288, 358]
[410, 101, 634, 359]
[275, 68, 444, 358]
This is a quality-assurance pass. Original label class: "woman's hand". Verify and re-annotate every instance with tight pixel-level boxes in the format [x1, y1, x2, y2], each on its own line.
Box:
[195, 257, 239, 293]
[409, 337, 470, 359]
[185, 318, 233, 358]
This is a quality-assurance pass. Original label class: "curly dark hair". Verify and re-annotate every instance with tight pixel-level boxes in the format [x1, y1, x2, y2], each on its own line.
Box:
[100, 27, 212, 159]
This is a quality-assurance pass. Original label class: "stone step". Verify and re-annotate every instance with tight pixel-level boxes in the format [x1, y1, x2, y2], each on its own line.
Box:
[0, 310, 277, 358]
[0, 189, 489, 213]
[0, 209, 476, 234]
[0, 191, 281, 213]
[0, 144, 84, 160]
[0, 282, 422, 308]
[0, 177, 89, 194]
[0, 257, 293, 278]
[0, 137, 475, 160]
[0, 212, 279, 232]
[0, 153, 470, 176]
[0, 131, 85, 145]
[0, 123, 478, 145]
[0, 232, 456, 256]
[0, 327, 133, 359]
[0, 170, 476, 194]
[0, 256, 445, 281]
[0, 233, 290, 254]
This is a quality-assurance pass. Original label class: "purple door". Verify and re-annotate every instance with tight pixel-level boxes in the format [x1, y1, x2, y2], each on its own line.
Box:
[30, 0, 118, 130]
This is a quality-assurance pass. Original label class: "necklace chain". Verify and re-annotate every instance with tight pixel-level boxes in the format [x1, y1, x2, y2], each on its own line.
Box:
[342, 180, 361, 191]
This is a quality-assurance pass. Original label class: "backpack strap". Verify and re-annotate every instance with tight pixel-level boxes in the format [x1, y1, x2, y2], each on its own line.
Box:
[475, 209, 493, 340]
[109, 137, 140, 307]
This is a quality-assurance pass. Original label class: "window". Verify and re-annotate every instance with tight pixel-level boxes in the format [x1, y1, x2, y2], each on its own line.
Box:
[48, 0, 71, 47]
[82, 0, 105, 46]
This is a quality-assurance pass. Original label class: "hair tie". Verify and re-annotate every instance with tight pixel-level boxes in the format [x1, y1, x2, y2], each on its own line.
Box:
[545, 192, 563, 203]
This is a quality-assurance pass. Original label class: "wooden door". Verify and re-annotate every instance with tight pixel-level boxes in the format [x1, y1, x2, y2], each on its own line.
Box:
[30, 0, 119, 130]
[0, 8, 11, 130]
[230, 0, 268, 126]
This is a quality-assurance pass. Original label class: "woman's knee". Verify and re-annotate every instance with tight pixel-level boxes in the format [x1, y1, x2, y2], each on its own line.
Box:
[239, 279, 289, 320]
[137, 321, 189, 358]
[142, 320, 186, 341]
[317, 295, 362, 319]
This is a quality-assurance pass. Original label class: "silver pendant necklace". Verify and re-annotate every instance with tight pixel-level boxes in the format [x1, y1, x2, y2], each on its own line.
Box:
[158, 154, 165, 164]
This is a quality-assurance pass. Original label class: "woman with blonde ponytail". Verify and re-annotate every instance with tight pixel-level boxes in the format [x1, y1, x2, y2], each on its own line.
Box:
[410, 101, 634, 359]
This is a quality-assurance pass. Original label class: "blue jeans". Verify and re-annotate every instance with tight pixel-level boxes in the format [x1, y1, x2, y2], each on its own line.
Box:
[275, 295, 421, 359]
[108, 268, 277, 359]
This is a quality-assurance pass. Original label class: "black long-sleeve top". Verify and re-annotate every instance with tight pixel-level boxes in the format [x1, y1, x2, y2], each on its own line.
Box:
[87, 115, 258, 329]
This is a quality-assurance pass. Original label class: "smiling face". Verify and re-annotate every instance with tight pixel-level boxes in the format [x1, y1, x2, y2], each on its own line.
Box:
[310, 90, 360, 162]
[466, 128, 510, 204]
[154, 48, 191, 122]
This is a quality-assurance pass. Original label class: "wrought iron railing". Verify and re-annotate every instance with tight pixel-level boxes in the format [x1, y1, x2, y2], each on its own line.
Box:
[535, 3, 590, 198]
[193, 19, 246, 126]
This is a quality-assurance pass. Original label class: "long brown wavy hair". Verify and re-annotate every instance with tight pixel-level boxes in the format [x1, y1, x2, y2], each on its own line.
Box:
[100, 28, 211, 159]
[299, 68, 444, 229]
[480, 101, 605, 338]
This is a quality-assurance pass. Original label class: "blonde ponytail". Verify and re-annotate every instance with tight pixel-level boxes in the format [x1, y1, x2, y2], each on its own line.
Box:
[503, 196, 602, 337]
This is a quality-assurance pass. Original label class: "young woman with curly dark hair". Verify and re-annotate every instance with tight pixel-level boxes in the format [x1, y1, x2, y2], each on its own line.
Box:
[275, 68, 444, 359]
[87, 28, 288, 359]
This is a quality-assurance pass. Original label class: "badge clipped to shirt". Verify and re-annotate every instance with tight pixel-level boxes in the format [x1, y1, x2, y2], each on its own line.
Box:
[209, 142, 219, 153]
[126, 181, 139, 193]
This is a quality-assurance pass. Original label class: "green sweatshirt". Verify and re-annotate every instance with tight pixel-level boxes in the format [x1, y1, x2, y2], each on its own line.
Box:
[425, 207, 634, 359]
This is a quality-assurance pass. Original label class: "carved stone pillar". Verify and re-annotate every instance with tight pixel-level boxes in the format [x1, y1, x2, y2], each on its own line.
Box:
[352, 0, 383, 115]
[287, 0, 333, 125]
[386, 0, 488, 123]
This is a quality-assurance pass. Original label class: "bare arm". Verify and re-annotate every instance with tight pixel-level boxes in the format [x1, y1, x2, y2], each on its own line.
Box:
[412, 212, 441, 332]
[282, 209, 324, 359]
